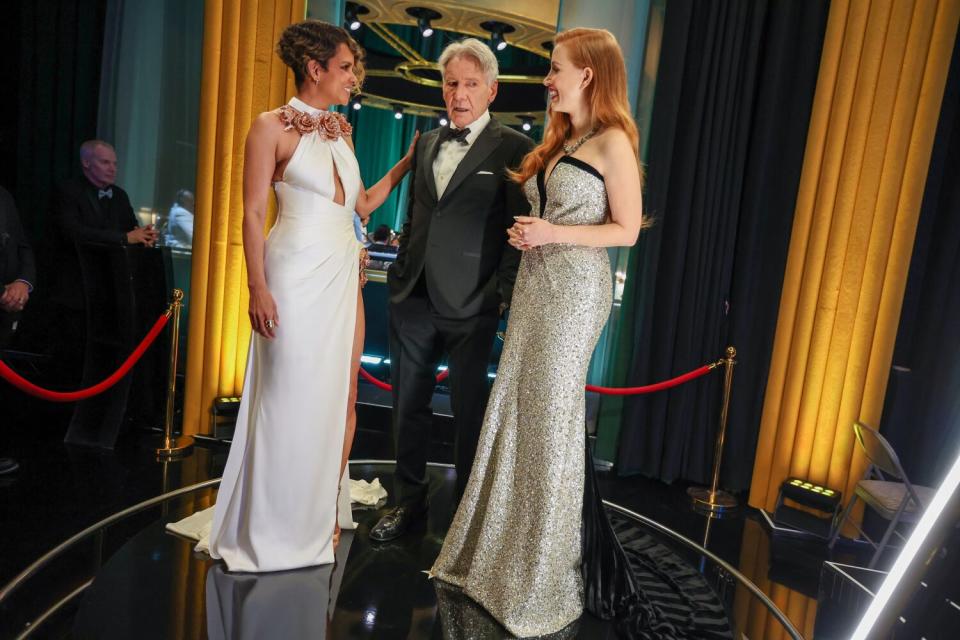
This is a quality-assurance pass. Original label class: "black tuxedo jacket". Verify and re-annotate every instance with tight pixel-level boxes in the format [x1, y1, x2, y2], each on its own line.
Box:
[0, 185, 35, 287]
[388, 117, 534, 319]
[54, 176, 138, 247]
[52, 176, 139, 310]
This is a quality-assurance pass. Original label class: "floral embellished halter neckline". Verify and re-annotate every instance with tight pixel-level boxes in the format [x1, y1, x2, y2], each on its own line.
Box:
[278, 97, 352, 141]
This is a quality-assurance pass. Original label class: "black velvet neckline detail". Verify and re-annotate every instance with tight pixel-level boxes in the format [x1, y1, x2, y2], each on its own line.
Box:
[536, 156, 604, 217]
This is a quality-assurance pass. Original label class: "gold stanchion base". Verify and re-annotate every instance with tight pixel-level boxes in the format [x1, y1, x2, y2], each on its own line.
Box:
[156, 435, 194, 459]
[687, 486, 738, 512]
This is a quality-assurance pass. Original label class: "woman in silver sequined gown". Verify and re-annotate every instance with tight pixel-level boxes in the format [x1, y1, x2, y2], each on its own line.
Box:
[431, 28, 646, 637]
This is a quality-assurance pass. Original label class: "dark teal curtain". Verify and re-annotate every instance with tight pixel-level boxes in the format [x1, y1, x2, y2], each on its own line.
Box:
[346, 107, 430, 232]
[615, 0, 830, 490]
[97, 0, 204, 215]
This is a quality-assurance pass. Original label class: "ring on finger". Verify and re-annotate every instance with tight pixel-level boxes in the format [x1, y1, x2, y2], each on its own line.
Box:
[265, 319, 275, 329]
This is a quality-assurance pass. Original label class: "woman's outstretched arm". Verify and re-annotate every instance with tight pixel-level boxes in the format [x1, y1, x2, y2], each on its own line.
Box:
[346, 131, 420, 220]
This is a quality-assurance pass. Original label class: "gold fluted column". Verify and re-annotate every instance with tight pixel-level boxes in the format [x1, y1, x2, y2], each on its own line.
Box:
[182, 0, 305, 435]
[749, 0, 960, 512]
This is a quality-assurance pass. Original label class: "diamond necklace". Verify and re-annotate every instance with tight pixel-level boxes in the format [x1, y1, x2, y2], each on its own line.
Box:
[562, 126, 598, 155]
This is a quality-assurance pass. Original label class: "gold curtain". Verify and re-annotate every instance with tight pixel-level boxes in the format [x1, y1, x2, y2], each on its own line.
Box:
[182, 0, 305, 435]
[749, 0, 960, 511]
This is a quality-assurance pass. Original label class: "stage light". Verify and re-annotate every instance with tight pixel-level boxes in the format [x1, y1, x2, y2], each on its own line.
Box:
[350, 95, 363, 111]
[480, 21, 514, 54]
[345, 7, 360, 31]
[850, 444, 960, 639]
[360, 355, 382, 365]
[519, 116, 533, 132]
[771, 476, 842, 539]
[392, 104, 404, 120]
[406, 8, 441, 39]
[345, 2, 368, 31]
[438, 111, 449, 127]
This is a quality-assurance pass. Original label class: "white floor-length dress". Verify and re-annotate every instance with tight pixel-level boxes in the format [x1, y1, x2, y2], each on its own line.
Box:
[169, 97, 362, 572]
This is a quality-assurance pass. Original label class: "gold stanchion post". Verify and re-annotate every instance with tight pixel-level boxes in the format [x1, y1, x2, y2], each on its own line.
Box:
[157, 289, 193, 458]
[688, 346, 738, 512]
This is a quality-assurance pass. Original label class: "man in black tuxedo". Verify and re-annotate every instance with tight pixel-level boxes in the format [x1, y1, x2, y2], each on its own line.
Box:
[55, 139, 157, 258]
[371, 39, 534, 542]
[50, 140, 158, 380]
[0, 185, 36, 475]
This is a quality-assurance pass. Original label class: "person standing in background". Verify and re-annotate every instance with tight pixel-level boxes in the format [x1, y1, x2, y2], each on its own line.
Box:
[164, 189, 195, 249]
[0, 184, 37, 475]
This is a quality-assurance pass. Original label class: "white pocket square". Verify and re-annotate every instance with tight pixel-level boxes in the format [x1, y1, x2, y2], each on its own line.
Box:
[476, 170, 494, 175]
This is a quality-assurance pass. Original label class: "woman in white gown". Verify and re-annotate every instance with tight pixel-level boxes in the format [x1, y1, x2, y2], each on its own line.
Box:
[172, 20, 416, 573]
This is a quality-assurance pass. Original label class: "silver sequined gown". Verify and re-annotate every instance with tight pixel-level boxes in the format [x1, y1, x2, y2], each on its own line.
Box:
[431, 156, 613, 637]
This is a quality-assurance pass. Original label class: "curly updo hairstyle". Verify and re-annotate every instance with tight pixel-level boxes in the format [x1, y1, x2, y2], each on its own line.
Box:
[276, 20, 365, 90]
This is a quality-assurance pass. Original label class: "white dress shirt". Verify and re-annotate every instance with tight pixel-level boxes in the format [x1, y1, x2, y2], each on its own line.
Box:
[164, 204, 194, 249]
[432, 110, 491, 199]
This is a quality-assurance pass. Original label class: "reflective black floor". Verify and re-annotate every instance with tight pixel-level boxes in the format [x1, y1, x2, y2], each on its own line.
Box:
[2, 382, 880, 638]
[57, 464, 625, 640]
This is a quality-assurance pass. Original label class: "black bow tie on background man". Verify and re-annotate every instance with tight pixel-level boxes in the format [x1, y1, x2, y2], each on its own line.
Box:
[439, 126, 471, 145]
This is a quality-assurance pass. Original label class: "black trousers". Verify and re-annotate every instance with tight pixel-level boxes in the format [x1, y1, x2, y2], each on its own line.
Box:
[389, 290, 499, 508]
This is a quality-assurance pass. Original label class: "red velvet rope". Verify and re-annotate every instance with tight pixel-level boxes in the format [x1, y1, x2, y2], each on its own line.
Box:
[0, 311, 171, 403]
[584, 364, 714, 395]
[359, 363, 716, 395]
[358, 366, 449, 392]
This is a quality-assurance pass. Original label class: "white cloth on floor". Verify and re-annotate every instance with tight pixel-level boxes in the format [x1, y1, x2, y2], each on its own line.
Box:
[349, 477, 388, 506]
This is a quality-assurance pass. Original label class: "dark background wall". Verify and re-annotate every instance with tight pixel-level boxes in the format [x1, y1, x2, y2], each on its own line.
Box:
[0, 0, 109, 287]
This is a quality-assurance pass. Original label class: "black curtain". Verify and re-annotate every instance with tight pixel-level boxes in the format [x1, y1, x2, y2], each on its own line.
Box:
[878, 32, 960, 488]
[615, 0, 830, 490]
[0, 0, 108, 280]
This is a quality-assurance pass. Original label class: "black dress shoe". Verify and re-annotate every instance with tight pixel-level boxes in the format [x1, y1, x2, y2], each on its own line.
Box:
[370, 504, 427, 542]
[0, 458, 19, 475]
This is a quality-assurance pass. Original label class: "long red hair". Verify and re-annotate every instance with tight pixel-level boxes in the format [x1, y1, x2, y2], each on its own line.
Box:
[512, 28, 642, 185]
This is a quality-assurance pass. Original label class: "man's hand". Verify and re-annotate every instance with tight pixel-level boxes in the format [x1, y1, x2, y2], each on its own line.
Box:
[0, 281, 30, 313]
[127, 225, 159, 247]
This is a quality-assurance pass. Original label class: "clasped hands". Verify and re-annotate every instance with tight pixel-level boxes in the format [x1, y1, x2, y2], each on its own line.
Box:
[507, 216, 555, 250]
[127, 225, 159, 247]
[0, 281, 30, 313]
